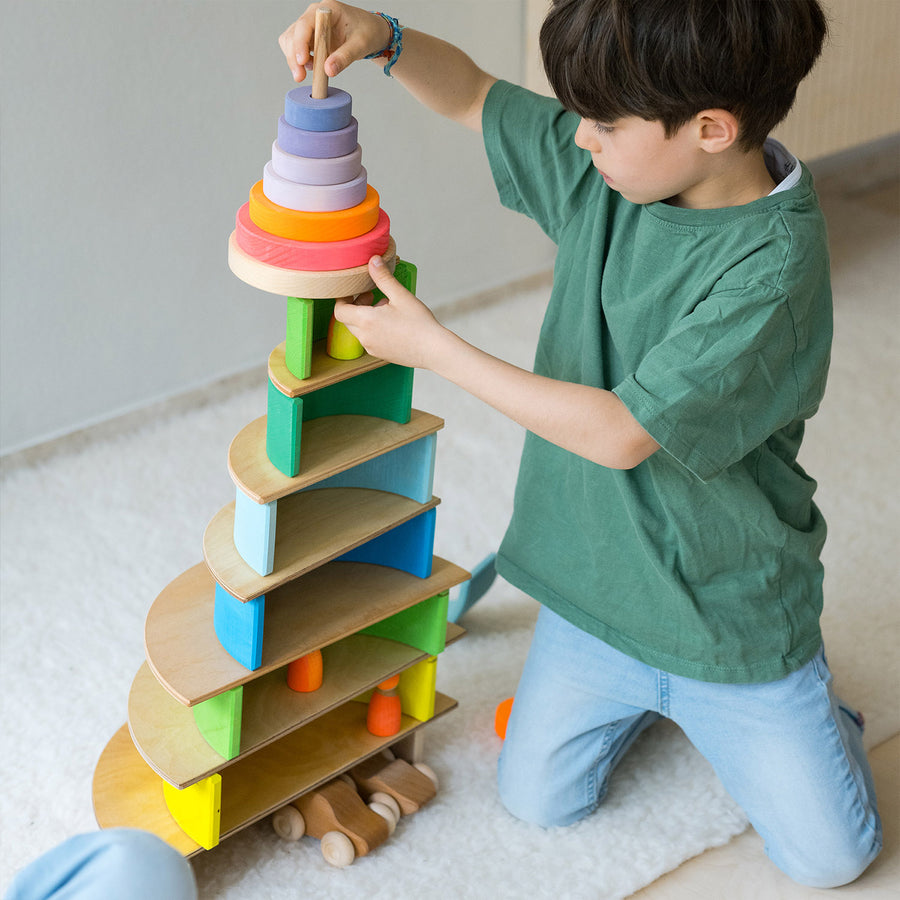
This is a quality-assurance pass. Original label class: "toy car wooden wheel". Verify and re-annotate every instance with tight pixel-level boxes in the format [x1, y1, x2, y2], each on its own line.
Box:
[413, 762, 439, 791]
[320, 830, 356, 867]
[368, 791, 401, 823]
[368, 799, 399, 834]
[272, 804, 306, 841]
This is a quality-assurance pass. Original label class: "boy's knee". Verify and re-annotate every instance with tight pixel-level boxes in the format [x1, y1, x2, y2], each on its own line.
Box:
[497, 753, 596, 828]
[769, 827, 882, 889]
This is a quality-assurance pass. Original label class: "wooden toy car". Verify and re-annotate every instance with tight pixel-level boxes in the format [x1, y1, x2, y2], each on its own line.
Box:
[271, 751, 439, 866]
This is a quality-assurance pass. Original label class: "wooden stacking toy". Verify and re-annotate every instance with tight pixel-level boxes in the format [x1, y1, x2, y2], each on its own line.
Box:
[92, 9, 469, 867]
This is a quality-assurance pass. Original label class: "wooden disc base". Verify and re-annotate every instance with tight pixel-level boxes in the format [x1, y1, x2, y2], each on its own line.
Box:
[228, 231, 396, 297]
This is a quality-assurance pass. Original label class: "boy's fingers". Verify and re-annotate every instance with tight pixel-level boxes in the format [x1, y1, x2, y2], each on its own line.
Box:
[279, 21, 313, 81]
[367, 256, 405, 297]
[332, 297, 356, 324]
[326, 41, 364, 78]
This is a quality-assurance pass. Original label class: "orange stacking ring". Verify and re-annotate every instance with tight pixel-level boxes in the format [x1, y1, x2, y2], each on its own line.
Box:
[248, 180, 380, 242]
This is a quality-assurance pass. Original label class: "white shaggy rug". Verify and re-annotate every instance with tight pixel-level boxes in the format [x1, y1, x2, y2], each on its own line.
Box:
[2, 166, 897, 898]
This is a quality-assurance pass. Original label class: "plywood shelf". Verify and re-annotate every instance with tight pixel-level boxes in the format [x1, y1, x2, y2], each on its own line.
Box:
[145, 557, 469, 706]
[204, 487, 440, 602]
[269, 340, 390, 399]
[94, 693, 458, 858]
[129, 623, 464, 789]
[228, 409, 443, 504]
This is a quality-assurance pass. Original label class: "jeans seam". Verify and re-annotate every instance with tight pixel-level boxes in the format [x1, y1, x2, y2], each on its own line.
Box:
[810, 652, 881, 843]
[657, 670, 669, 717]
[587, 722, 617, 810]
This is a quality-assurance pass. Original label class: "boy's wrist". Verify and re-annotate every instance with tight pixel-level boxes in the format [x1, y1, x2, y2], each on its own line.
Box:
[364, 12, 404, 76]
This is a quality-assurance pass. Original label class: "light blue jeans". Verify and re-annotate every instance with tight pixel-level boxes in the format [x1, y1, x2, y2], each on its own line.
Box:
[5, 830, 196, 900]
[498, 606, 882, 889]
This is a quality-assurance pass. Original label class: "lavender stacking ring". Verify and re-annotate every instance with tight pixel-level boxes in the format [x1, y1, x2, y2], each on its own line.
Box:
[277, 116, 359, 160]
[271, 141, 363, 186]
[262, 162, 368, 212]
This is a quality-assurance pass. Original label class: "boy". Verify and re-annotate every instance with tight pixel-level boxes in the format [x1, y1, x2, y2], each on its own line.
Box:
[279, 0, 881, 886]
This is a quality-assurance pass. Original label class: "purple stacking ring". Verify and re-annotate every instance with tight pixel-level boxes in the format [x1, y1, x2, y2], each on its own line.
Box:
[277, 115, 359, 160]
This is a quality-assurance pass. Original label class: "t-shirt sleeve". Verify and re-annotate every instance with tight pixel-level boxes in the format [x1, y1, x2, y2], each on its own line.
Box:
[482, 81, 597, 242]
[614, 283, 830, 481]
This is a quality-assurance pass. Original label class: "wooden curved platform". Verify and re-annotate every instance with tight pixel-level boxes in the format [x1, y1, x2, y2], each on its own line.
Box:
[204, 488, 439, 602]
[144, 557, 469, 706]
[95, 692, 457, 858]
[229, 410, 443, 505]
[227, 231, 395, 298]
[269, 340, 389, 399]
[130, 622, 463, 789]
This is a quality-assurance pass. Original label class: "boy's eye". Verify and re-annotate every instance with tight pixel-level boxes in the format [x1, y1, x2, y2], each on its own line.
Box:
[594, 122, 615, 134]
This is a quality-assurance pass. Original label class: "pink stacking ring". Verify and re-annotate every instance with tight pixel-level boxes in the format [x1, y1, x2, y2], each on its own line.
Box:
[234, 203, 391, 271]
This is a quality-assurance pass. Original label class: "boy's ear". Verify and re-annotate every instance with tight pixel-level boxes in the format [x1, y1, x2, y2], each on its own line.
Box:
[694, 109, 740, 154]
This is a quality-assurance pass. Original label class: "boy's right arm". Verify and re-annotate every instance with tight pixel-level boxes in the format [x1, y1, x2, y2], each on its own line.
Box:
[279, 2, 496, 132]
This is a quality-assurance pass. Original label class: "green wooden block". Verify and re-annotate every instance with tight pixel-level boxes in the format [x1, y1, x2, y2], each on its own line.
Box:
[393, 258, 418, 294]
[266, 378, 303, 477]
[302, 363, 413, 424]
[361, 590, 449, 657]
[192, 685, 243, 760]
[313, 298, 336, 341]
[285, 297, 315, 380]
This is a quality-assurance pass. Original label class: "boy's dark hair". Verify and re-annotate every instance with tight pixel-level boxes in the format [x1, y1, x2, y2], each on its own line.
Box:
[540, 0, 827, 149]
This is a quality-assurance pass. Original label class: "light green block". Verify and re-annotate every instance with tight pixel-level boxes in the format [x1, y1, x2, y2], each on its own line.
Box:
[285, 297, 315, 380]
[361, 590, 449, 657]
[192, 685, 243, 760]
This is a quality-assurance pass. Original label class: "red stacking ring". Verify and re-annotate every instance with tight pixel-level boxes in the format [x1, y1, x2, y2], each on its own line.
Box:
[234, 203, 391, 271]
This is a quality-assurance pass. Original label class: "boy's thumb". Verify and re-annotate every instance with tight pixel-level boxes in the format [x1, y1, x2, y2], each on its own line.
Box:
[368, 255, 398, 293]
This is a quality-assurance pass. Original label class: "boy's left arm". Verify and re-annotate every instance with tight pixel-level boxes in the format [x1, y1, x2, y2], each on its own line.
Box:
[336, 258, 660, 470]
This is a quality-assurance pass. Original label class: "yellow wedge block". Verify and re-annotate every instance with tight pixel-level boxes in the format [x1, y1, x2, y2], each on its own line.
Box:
[163, 773, 222, 850]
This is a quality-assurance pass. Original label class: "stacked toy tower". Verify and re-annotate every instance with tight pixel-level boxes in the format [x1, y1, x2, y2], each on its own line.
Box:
[93, 10, 469, 867]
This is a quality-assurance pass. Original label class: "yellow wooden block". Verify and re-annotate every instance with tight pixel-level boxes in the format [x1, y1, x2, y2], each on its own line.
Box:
[327, 316, 365, 360]
[399, 656, 437, 722]
[163, 773, 222, 850]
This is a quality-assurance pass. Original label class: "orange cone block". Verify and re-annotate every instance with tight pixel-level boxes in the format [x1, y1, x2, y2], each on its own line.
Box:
[366, 675, 402, 737]
[494, 697, 514, 740]
[287, 649, 324, 692]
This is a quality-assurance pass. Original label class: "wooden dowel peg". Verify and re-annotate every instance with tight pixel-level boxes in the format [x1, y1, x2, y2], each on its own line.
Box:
[312, 7, 332, 100]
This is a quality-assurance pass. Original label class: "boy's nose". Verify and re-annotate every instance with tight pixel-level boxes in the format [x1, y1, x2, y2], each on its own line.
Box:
[574, 118, 599, 151]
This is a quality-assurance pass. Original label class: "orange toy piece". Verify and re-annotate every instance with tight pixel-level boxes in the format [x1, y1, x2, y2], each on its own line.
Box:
[366, 675, 402, 737]
[287, 649, 324, 692]
[495, 696, 514, 740]
[248, 180, 380, 243]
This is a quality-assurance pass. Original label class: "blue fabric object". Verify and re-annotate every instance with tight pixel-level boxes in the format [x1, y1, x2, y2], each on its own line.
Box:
[448, 553, 497, 623]
[6, 829, 196, 900]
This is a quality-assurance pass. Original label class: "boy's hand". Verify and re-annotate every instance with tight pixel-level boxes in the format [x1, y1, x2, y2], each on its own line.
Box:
[334, 257, 447, 371]
[279, 2, 393, 82]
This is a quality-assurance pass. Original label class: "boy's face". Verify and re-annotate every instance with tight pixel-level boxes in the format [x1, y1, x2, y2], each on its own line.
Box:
[573, 115, 707, 207]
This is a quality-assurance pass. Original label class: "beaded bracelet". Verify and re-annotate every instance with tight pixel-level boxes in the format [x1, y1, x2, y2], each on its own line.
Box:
[364, 12, 404, 76]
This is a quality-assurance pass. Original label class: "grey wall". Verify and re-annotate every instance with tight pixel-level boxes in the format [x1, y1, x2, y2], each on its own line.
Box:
[1, 1, 555, 455]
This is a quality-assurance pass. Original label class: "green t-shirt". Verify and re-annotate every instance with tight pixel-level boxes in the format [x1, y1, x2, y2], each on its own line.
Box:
[484, 81, 832, 683]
